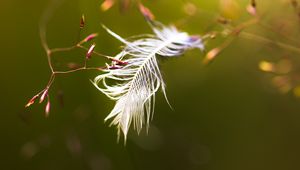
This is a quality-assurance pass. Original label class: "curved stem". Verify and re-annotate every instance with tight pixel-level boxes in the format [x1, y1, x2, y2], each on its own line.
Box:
[238, 31, 300, 54]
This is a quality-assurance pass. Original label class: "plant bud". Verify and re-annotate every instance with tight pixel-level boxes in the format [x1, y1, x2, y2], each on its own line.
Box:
[86, 44, 96, 59]
[25, 94, 39, 108]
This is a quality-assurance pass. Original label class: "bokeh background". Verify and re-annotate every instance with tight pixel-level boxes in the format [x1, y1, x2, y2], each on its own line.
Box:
[2, 0, 300, 169]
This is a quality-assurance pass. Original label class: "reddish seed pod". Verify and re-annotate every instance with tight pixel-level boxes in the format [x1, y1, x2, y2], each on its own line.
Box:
[25, 94, 39, 108]
[84, 33, 98, 42]
[139, 3, 155, 21]
[79, 33, 98, 44]
[80, 14, 85, 29]
[117, 61, 128, 65]
[39, 89, 48, 103]
[105, 63, 122, 70]
[45, 100, 51, 117]
[111, 59, 128, 65]
[101, 0, 115, 11]
[203, 47, 221, 65]
[86, 44, 96, 59]
[109, 65, 122, 70]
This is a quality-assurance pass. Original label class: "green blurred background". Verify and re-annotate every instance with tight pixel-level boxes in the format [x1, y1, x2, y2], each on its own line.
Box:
[2, 0, 300, 169]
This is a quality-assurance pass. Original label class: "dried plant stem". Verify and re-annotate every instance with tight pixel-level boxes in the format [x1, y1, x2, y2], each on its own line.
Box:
[223, 18, 300, 55]
[238, 31, 300, 54]
[27, 0, 117, 114]
[27, 40, 110, 114]
[44, 43, 108, 83]
[257, 22, 300, 45]
[230, 18, 300, 54]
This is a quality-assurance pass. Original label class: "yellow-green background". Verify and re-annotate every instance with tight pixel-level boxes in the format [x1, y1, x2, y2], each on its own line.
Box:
[1, 0, 300, 169]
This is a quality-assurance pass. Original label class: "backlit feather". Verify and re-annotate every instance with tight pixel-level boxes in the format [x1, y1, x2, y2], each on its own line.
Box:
[93, 21, 204, 141]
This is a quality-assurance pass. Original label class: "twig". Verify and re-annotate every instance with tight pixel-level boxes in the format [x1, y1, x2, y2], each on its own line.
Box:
[26, 0, 129, 116]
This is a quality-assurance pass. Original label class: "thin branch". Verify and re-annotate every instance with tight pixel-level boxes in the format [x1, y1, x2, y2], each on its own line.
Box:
[54, 67, 105, 74]
[27, 0, 124, 114]
[238, 31, 300, 54]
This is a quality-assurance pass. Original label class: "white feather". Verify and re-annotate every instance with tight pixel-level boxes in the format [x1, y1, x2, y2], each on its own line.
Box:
[93, 21, 204, 140]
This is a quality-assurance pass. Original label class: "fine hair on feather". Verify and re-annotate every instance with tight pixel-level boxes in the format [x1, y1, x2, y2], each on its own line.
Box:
[93, 19, 204, 141]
